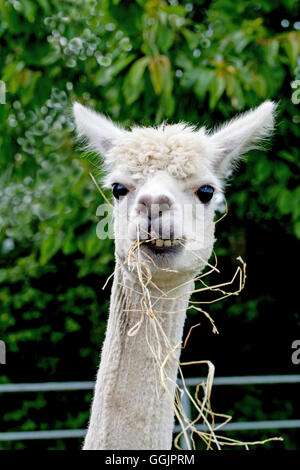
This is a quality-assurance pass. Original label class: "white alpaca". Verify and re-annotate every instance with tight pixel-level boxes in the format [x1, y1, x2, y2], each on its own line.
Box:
[73, 100, 276, 450]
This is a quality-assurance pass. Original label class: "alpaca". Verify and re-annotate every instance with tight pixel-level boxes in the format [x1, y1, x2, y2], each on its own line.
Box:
[73, 100, 276, 450]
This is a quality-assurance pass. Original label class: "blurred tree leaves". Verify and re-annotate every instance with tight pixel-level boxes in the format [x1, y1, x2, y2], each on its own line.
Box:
[123, 56, 149, 104]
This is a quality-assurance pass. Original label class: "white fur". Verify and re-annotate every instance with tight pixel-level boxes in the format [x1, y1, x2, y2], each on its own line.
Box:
[73, 100, 276, 184]
[73, 102, 127, 154]
[73, 100, 276, 450]
[209, 100, 277, 178]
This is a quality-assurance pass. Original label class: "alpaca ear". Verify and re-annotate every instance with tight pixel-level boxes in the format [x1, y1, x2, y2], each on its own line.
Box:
[209, 101, 277, 179]
[72, 102, 126, 155]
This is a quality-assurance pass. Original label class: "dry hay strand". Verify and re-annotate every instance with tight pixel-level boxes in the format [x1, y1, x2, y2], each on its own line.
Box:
[117, 235, 282, 450]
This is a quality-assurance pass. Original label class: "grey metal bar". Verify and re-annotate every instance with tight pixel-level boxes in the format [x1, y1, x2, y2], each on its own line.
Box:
[0, 420, 300, 441]
[1, 375, 300, 393]
[0, 430, 86, 441]
[174, 419, 300, 433]
[181, 375, 300, 387]
[0, 381, 95, 393]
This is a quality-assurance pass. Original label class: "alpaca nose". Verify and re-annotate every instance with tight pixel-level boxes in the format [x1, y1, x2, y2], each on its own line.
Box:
[136, 194, 173, 218]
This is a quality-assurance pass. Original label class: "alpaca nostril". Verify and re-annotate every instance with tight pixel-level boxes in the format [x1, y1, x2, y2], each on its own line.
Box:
[137, 195, 152, 216]
[155, 195, 172, 209]
[158, 203, 170, 217]
[137, 194, 173, 218]
[147, 216, 151, 237]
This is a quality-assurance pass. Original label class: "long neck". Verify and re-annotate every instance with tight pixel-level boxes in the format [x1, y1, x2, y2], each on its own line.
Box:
[84, 262, 193, 450]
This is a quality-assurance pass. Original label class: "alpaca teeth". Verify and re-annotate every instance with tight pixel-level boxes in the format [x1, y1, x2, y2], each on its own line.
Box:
[145, 238, 181, 247]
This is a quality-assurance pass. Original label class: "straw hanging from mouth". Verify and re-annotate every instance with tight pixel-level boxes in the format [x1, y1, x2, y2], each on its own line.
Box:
[102, 228, 282, 450]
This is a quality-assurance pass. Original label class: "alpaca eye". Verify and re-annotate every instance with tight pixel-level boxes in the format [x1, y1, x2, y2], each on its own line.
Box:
[112, 183, 129, 199]
[196, 185, 214, 203]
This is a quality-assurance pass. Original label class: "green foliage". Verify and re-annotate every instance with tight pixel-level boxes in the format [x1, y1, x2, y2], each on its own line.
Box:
[0, 0, 299, 450]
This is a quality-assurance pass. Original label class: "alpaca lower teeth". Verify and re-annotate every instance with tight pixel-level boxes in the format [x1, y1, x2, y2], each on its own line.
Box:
[146, 239, 180, 247]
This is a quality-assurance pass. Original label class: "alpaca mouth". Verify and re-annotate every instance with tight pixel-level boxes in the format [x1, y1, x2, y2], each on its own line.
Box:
[143, 238, 181, 247]
[139, 238, 184, 255]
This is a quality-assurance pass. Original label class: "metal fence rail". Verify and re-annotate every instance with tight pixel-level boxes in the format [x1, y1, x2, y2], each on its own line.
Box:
[0, 375, 299, 443]
[1, 420, 300, 442]
[0, 430, 86, 441]
[1, 374, 300, 394]
[0, 381, 95, 393]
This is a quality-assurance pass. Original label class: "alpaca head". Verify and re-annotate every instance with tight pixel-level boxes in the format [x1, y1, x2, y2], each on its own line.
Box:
[73, 101, 276, 283]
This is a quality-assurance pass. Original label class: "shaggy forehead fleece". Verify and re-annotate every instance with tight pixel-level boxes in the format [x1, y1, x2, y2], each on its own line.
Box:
[105, 123, 214, 181]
